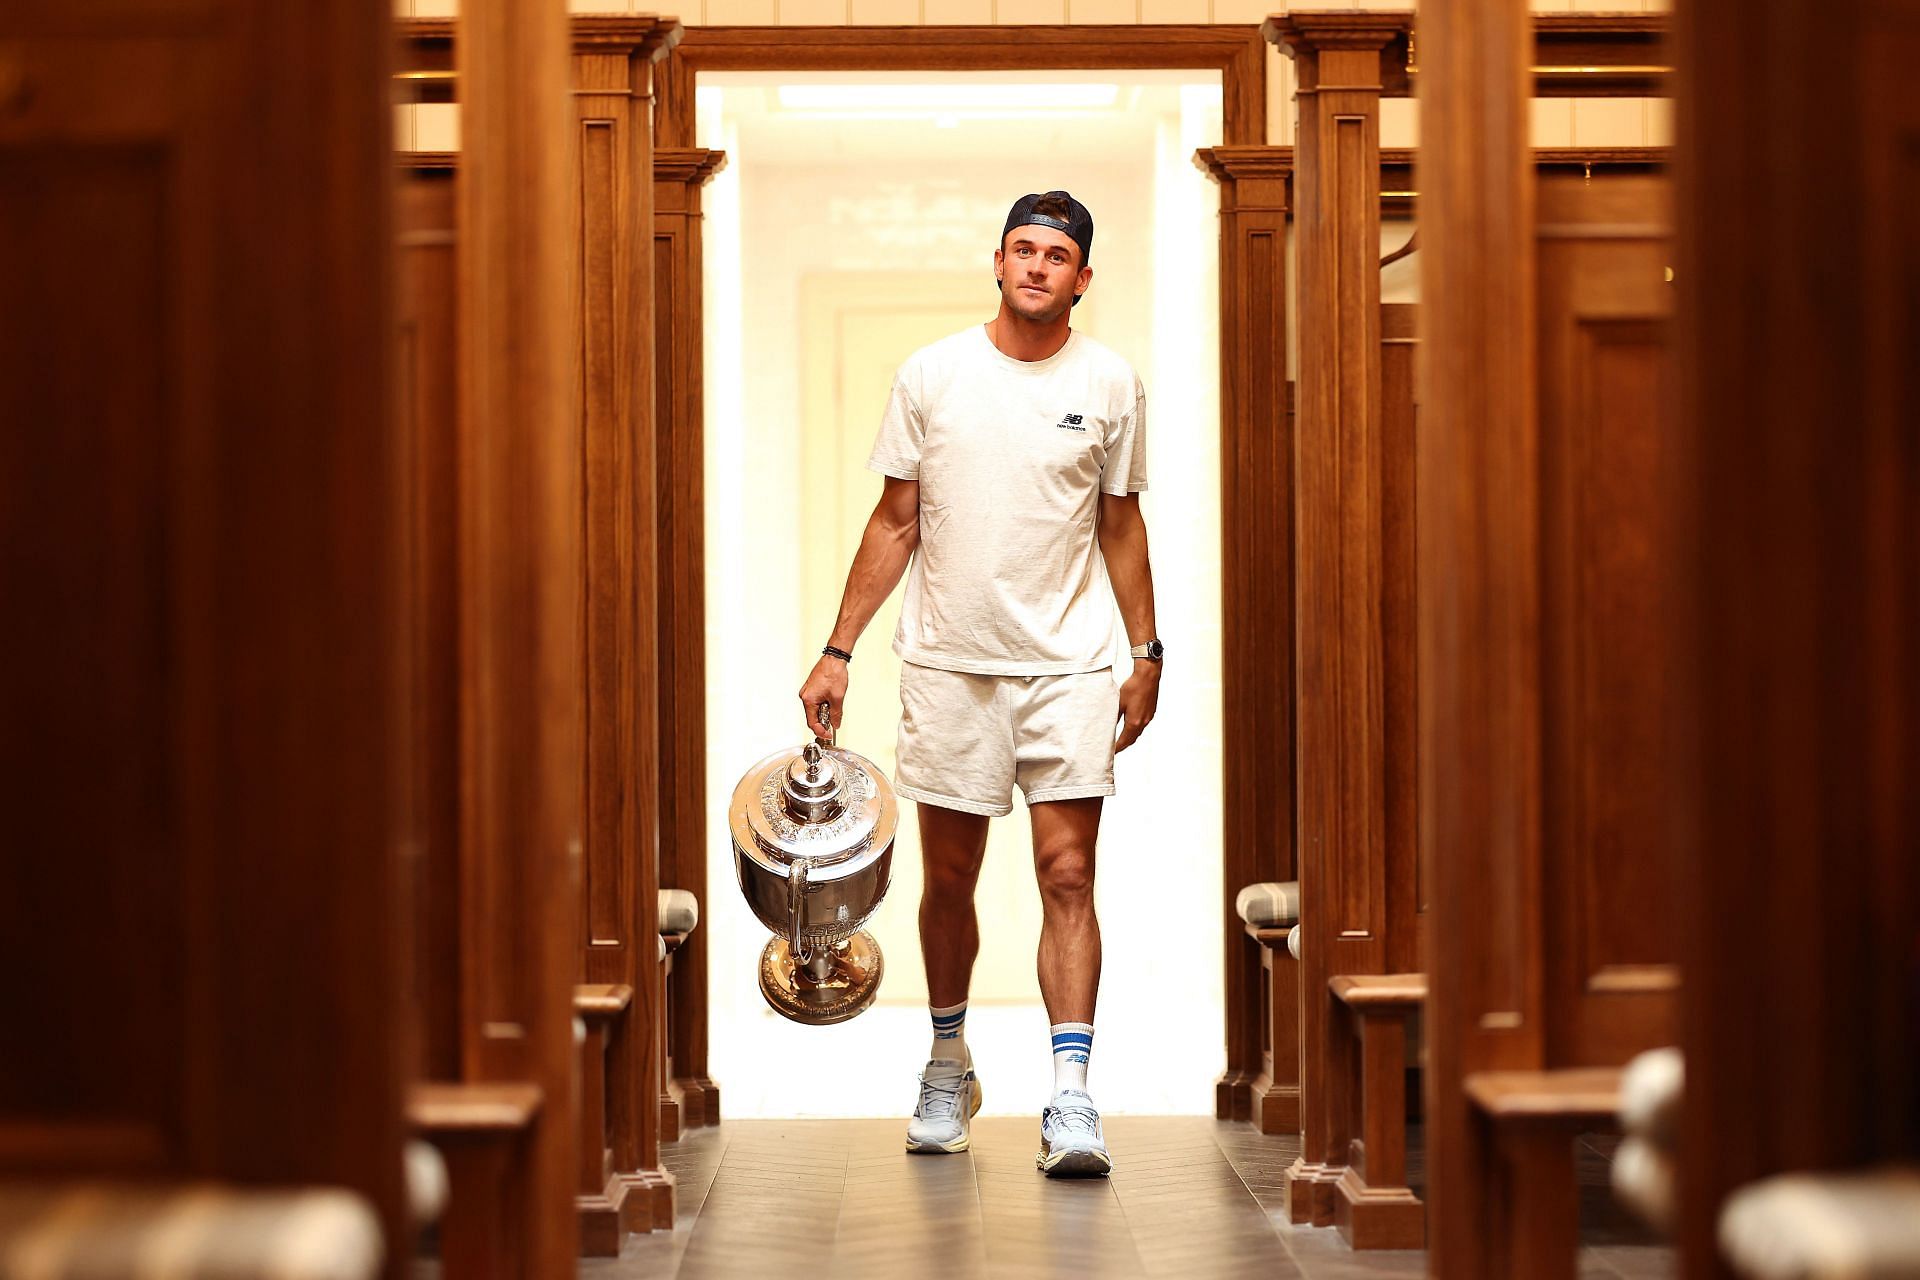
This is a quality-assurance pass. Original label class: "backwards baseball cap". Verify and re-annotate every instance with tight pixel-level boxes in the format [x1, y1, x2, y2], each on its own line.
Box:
[1000, 190, 1094, 306]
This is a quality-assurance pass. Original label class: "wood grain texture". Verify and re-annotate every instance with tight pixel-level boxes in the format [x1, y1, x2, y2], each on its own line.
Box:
[0, 3, 407, 1271]
[1195, 145, 1295, 1127]
[655, 146, 728, 1130]
[1417, 0, 1542, 1276]
[1269, 15, 1421, 1232]
[656, 26, 1265, 147]
[569, 26, 679, 1236]
[1672, 0, 1920, 1274]
[454, 0, 581, 1273]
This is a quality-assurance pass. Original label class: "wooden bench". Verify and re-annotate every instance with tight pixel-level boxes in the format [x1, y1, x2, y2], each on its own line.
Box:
[1329, 972, 1427, 1249]
[658, 888, 700, 1140]
[1236, 881, 1301, 1134]
[409, 1082, 546, 1278]
[575, 983, 638, 1254]
[1463, 1068, 1624, 1280]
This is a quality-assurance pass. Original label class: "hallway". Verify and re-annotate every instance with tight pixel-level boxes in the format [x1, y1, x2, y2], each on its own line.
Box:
[586, 1119, 1673, 1280]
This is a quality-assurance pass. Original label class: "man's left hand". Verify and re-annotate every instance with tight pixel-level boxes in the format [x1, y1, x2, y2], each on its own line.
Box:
[1114, 658, 1161, 753]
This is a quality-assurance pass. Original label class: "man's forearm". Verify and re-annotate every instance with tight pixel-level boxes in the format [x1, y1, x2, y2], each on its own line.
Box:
[827, 515, 919, 652]
[1100, 519, 1157, 647]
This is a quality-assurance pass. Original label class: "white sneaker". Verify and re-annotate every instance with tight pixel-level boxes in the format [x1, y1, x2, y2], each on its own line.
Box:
[1036, 1090, 1112, 1177]
[905, 1062, 983, 1154]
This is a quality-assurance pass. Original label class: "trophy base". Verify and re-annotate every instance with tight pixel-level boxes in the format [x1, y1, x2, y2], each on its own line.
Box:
[758, 931, 883, 1025]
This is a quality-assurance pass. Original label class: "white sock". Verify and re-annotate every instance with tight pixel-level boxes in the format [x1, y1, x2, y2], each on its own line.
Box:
[1050, 1022, 1094, 1096]
[929, 1001, 968, 1068]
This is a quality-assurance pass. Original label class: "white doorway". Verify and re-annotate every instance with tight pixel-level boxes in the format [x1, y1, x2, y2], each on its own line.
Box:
[699, 71, 1225, 1118]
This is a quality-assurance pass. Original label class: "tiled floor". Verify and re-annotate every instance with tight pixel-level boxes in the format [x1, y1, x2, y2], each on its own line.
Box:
[579, 1118, 1676, 1279]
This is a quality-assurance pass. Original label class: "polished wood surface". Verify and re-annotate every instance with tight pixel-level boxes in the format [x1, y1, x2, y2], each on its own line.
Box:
[1418, 0, 1549, 1274]
[1420, 0, 1680, 1272]
[1196, 144, 1296, 1127]
[1250, 924, 1302, 1134]
[570, 20, 680, 1235]
[452, 0, 581, 1273]
[1271, 14, 1422, 1231]
[0, 2, 406, 1268]
[655, 144, 728, 1131]
[1672, 0, 1920, 1274]
[654, 27, 1265, 148]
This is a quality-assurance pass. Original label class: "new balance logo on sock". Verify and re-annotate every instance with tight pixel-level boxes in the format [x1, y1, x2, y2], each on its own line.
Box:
[1050, 1023, 1095, 1097]
[929, 1002, 969, 1063]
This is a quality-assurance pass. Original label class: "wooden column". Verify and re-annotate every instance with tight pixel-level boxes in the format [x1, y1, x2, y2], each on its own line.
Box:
[571, 18, 681, 1237]
[1268, 13, 1417, 1227]
[1673, 0, 1920, 1274]
[1195, 145, 1296, 1129]
[1418, 4, 1539, 1270]
[655, 142, 727, 1128]
[0, 1, 406, 1271]
[455, 0, 581, 1274]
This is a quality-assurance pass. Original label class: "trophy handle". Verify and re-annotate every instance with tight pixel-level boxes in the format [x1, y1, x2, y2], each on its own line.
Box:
[815, 699, 835, 747]
[787, 855, 812, 963]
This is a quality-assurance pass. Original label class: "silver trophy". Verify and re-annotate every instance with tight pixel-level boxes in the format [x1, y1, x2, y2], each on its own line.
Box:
[730, 703, 897, 1025]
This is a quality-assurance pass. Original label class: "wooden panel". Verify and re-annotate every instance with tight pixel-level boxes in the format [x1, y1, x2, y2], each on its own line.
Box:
[455, 0, 580, 1273]
[397, 168, 462, 1085]
[1419, 0, 1542, 1275]
[0, 142, 180, 1172]
[0, 1, 406, 1269]
[1381, 304, 1422, 969]
[1535, 174, 1678, 1068]
[579, 111, 632, 956]
[1673, 0, 1920, 1273]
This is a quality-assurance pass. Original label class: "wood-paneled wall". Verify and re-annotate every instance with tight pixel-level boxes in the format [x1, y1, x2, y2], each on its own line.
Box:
[0, 0, 408, 1270]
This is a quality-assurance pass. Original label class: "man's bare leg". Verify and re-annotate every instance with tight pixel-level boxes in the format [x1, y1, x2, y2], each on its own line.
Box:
[1031, 796, 1102, 1022]
[1030, 795, 1112, 1176]
[918, 802, 991, 1010]
[906, 802, 992, 1155]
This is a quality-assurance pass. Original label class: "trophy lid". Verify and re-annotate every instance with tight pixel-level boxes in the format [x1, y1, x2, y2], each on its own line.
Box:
[730, 738, 897, 877]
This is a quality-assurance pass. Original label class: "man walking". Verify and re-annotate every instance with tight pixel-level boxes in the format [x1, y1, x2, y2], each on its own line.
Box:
[797, 190, 1163, 1177]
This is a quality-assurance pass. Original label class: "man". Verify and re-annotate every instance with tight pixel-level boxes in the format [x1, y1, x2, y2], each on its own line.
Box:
[796, 190, 1163, 1178]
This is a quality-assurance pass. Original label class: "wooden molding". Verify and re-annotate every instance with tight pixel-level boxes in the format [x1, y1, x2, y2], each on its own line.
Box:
[395, 14, 683, 101]
[1261, 11, 1670, 98]
[655, 25, 1267, 147]
[654, 147, 727, 188]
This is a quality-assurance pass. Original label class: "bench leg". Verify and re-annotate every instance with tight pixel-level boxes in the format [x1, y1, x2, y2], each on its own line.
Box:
[576, 1016, 632, 1256]
[1488, 1122, 1578, 1280]
[1250, 929, 1301, 1134]
[1335, 1006, 1425, 1248]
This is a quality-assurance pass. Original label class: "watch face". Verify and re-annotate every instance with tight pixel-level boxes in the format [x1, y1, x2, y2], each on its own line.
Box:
[1148, 639, 1164, 660]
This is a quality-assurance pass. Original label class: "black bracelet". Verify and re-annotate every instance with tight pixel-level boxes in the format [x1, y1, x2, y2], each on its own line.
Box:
[822, 645, 853, 664]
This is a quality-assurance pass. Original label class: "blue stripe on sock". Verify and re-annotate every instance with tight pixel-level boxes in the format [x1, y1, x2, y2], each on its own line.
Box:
[1051, 1035, 1093, 1050]
[931, 1012, 966, 1027]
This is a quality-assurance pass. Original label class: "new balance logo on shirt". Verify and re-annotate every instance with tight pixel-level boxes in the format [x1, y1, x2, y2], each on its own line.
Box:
[1056, 412, 1086, 431]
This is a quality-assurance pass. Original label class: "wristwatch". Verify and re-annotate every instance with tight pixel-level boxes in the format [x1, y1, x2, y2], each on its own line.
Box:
[1129, 639, 1164, 663]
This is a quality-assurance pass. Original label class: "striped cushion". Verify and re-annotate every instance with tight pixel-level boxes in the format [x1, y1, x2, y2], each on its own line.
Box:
[659, 888, 699, 935]
[1235, 880, 1300, 928]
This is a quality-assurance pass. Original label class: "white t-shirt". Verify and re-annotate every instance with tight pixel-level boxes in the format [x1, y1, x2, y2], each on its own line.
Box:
[866, 324, 1148, 676]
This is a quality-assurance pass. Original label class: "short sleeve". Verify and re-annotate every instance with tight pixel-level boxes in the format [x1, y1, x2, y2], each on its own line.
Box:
[866, 371, 925, 480]
[1101, 385, 1148, 496]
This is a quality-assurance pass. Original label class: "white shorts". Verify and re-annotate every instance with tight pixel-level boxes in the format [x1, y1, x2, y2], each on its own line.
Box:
[894, 661, 1119, 817]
